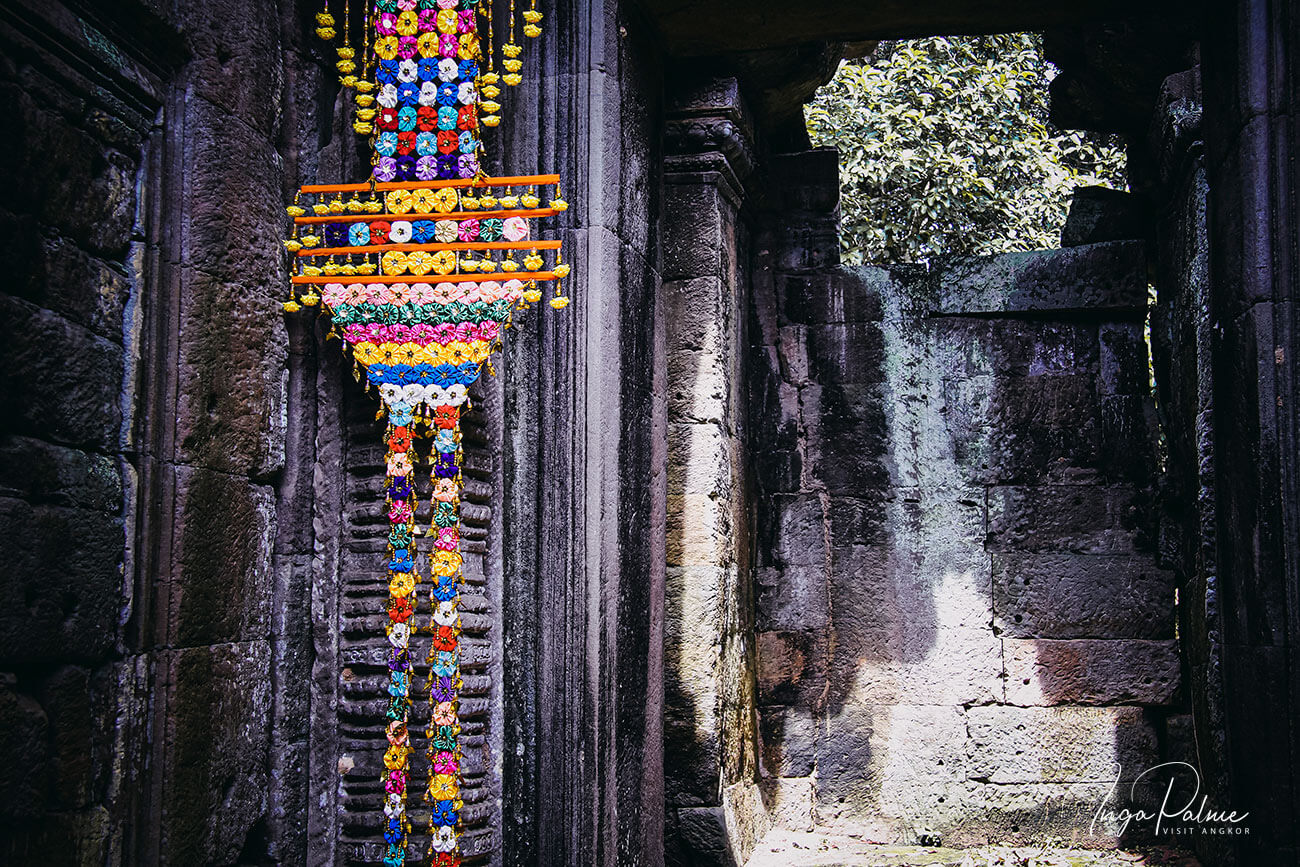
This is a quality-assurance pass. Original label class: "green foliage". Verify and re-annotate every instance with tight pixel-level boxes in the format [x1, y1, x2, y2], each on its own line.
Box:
[805, 34, 1126, 264]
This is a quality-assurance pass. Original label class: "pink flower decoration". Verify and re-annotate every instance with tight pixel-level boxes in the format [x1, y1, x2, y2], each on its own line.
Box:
[432, 752, 459, 775]
[388, 324, 412, 343]
[376, 12, 398, 34]
[433, 702, 457, 725]
[431, 282, 457, 305]
[501, 279, 524, 302]
[457, 10, 475, 32]
[479, 321, 501, 341]
[365, 283, 390, 304]
[435, 527, 459, 550]
[397, 36, 418, 59]
[417, 9, 437, 31]
[323, 283, 348, 305]
[453, 322, 473, 342]
[388, 282, 412, 305]
[390, 500, 413, 523]
[345, 283, 369, 305]
[410, 323, 436, 343]
[477, 280, 501, 302]
[502, 216, 529, 242]
[438, 34, 457, 57]
[432, 323, 456, 343]
[409, 282, 436, 305]
[341, 323, 368, 343]
[385, 777, 405, 795]
[460, 282, 484, 303]
[436, 0, 457, 8]
[457, 219, 479, 242]
[396, 0, 416, 11]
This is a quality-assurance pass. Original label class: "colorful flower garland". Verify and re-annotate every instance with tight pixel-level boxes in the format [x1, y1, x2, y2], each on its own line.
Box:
[286, 0, 567, 863]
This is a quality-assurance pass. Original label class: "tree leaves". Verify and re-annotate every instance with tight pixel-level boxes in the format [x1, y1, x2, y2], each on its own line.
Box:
[805, 34, 1126, 265]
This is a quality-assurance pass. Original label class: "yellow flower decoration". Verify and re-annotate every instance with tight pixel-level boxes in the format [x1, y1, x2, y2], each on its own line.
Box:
[523, 24, 542, 38]
[431, 187, 459, 213]
[436, 9, 457, 33]
[478, 193, 498, 209]
[417, 32, 439, 58]
[429, 774, 458, 800]
[406, 249, 435, 276]
[498, 195, 520, 209]
[431, 250, 459, 275]
[520, 193, 540, 209]
[412, 344, 435, 365]
[383, 745, 410, 770]
[395, 10, 419, 35]
[460, 195, 480, 211]
[412, 188, 438, 214]
[502, 43, 522, 58]
[374, 35, 401, 60]
[549, 295, 570, 310]
[385, 189, 415, 215]
[458, 33, 480, 59]
[502, 59, 523, 73]
[432, 550, 462, 576]
[389, 572, 416, 597]
[381, 250, 409, 276]
[523, 252, 544, 271]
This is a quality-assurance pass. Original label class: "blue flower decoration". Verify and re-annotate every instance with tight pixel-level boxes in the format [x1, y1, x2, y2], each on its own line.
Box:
[389, 402, 413, 427]
[434, 429, 457, 454]
[458, 58, 479, 79]
[384, 820, 403, 845]
[375, 131, 399, 156]
[437, 106, 458, 131]
[396, 106, 417, 131]
[417, 58, 439, 81]
[389, 550, 413, 572]
[412, 220, 436, 243]
[458, 131, 477, 153]
[436, 82, 458, 106]
[389, 671, 410, 696]
[376, 60, 399, 85]
[396, 81, 420, 105]
[436, 154, 457, 178]
[431, 800, 459, 826]
[431, 649, 458, 677]
[432, 579, 458, 602]
[395, 154, 416, 179]
[415, 131, 438, 157]
[348, 222, 371, 246]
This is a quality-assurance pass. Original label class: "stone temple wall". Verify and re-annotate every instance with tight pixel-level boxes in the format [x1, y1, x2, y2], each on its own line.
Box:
[744, 149, 1182, 847]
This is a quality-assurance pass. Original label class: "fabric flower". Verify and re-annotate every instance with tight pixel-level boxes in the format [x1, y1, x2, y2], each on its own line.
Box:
[396, 105, 417, 131]
[376, 59, 400, 84]
[388, 220, 414, 243]
[438, 105, 458, 130]
[436, 129, 458, 154]
[434, 526, 459, 551]
[438, 57, 459, 81]
[412, 221, 436, 243]
[418, 57, 439, 80]
[457, 105, 477, 130]
[370, 221, 392, 244]
[457, 81, 476, 105]
[479, 320, 501, 341]
[396, 81, 419, 104]
[395, 154, 416, 180]
[434, 220, 458, 243]
[458, 130, 477, 154]
[396, 129, 417, 154]
[457, 9, 475, 32]
[431, 282, 457, 304]
[376, 132, 399, 158]
[458, 33, 479, 59]
[433, 477, 458, 500]
[415, 130, 438, 155]
[478, 218, 503, 241]
[415, 155, 439, 181]
[377, 106, 399, 129]
[431, 188, 459, 213]
[433, 751, 458, 775]
[394, 9, 419, 35]
[431, 624, 458, 651]
[435, 9, 457, 33]
[458, 58, 479, 79]
[436, 153, 458, 178]
[436, 0, 456, 8]
[457, 219, 479, 242]
[376, 12, 398, 34]
[418, 81, 439, 107]
[375, 35, 401, 60]
[457, 153, 478, 177]
[438, 33, 458, 56]
[503, 215, 529, 241]
[324, 284, 350, 307]
[397, 36, 418, 60]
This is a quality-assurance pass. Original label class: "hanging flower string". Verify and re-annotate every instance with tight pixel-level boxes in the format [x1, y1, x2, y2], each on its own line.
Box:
[287, 1, 569, 863]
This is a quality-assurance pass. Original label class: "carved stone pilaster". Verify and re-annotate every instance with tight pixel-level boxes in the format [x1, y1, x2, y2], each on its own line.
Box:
[663, 77, 758, 210]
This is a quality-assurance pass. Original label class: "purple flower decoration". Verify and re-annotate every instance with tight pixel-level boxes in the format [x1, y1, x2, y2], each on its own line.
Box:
[373, 157, 398, 182]
[415, 155, 440, 181]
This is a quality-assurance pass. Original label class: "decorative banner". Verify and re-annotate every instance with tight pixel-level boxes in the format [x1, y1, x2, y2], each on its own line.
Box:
[285, 1, 569, 864]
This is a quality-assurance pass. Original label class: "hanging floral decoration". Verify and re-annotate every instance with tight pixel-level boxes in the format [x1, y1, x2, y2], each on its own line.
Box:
[286, 0, 569, 863]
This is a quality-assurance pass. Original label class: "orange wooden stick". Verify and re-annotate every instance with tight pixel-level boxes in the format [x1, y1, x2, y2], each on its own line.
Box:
[292, 272, 561, 285]
[298, 240, 562, 257]
[298, 174, 561, 194]
[294, 207, 559, 226]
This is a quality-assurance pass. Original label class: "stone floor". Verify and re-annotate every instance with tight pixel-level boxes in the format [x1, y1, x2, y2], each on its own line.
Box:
[745, 830, 1203, 867]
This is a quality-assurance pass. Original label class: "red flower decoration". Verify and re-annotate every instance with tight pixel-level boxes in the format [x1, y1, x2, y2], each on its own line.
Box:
[376, 107, 399, 130]
[388, 426, 412, 451]
[370, 221, 392, 244]
[389, 596, 414, 623]
[417, 106, 438, 132]
[433, 406, 459, 428]
[436, 130, 458, 154]
[396, 130, 417, 154]
[457, 106, 477, 131]
[432, 624, 458, 651]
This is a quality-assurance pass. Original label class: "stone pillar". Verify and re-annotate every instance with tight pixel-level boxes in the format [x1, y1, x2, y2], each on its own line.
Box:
[661, 77, 766, 865]
[1202, 1, 1300, 861]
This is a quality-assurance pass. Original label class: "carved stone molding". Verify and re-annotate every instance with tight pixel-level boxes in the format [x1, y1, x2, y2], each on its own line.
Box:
[664, 77, 758, 209]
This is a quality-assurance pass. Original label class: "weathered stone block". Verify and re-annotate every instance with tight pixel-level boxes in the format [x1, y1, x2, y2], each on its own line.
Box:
[172, 467, 275, 647]
[175, 0, 284, 134]
[0, 681, 49, 821]
[0, 498, 124, 664]
[666, 492, 733, 567]
[871, 705, 970, 821]
[830, 625, 1003, 706]
[929, 242, 1148, 315]
[663, 186, 727, 280]
[987, 485, 1148, 554]
[800, 383, 889, 495]
[987, 374, 1101, 481]
[1003, 638, 1181, 705]
[758, 705, 816, 777]
[0, 435, 122, 512]
[667, 422, 731, 498]
[666, 276, 729, 355]
[965, 705, 1159, 784]
[0, 297, 123, 450]
[805, 321, 886, 386]
[758, 493, 825, 569]
[758, 777, 813, 832]
[174, 272, 287, 476]
[1060, 186, 1149, 248]
[668, 806, 729, 867]
[756, 630, 827, 707]
[162, 641, 272, 866]
[668, 350, 730, 422]
[993, 553, 1174, 639]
